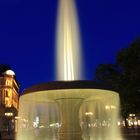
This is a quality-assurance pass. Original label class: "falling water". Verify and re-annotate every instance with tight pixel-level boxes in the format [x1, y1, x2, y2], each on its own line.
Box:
[56, 0, 82, 80]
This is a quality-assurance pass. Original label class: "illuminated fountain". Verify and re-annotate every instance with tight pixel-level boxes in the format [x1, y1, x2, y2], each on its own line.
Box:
[16, 0, 123, 140]
[56, 0, 82, 80]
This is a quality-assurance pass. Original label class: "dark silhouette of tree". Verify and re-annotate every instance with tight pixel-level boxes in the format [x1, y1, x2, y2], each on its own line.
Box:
[0, 64, 11, 75]
[117, 38, 140, 118]
[94, 38, 140, 120]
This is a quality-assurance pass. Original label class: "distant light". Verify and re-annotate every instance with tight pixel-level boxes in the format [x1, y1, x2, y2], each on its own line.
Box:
[129, 114, 135, 117]
[5, 70, 15, 76]
[85, 112, 93, 116]
[105, 105, 110, 110]
[138, 120, 140, 125]
[134, 121, 138, 126]
[39, 125, 45, 128]
[15, 116, 21, 119]
[33, 116, 39, 128]
[117, 121, 121, 126]
[105, 105, 116, 110]
[5, 112, 13, 117]
[49, 123, 60, 128]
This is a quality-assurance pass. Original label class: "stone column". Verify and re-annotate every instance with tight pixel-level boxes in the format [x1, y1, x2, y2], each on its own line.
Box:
[56, 98, 83, 140]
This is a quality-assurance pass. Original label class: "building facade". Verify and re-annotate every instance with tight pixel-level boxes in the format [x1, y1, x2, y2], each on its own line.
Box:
[0, 70, 19, 134]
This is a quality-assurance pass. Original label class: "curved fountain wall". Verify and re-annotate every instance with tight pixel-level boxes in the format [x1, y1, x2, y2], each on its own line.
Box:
[16, 81, 123, 140]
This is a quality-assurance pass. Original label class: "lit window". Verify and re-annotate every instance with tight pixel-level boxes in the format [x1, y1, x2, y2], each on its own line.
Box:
[5, 80, 12, 86]
[5, 90, 11, 107]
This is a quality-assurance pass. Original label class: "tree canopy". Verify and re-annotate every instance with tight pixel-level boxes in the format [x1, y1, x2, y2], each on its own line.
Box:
[94, 38, 140, 118]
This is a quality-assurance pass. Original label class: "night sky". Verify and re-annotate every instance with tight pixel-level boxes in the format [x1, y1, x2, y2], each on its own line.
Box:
[0, 0, 140, 92]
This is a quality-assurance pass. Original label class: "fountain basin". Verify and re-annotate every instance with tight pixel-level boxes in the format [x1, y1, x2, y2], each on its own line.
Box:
[16, 81, 122, 140]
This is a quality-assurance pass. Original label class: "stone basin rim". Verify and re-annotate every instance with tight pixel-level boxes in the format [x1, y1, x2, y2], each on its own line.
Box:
[22, 80, 118, 95]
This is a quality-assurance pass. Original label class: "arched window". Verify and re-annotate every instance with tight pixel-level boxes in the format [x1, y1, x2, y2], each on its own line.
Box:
[5, 80, 12, 86]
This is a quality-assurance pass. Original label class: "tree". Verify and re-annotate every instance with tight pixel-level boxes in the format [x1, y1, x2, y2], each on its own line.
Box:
[0, 64, 11, 75]
[117, 38, 140, 117]
[94, 38, 140, 119]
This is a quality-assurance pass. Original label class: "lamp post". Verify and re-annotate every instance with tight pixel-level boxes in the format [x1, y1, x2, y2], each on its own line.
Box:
[5, 112, 13, 135]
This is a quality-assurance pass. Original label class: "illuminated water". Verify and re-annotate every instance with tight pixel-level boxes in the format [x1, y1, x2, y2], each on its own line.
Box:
[16, 87, 123, 140]
[56, 0, 82, 80]
[16, 0, 123, 139]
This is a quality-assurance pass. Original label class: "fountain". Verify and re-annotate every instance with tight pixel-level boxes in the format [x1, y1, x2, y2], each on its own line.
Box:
[16, 0, 123, 140]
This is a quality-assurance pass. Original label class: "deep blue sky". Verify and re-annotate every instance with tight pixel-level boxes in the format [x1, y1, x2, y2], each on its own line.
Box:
[0, 0, 140, 92]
